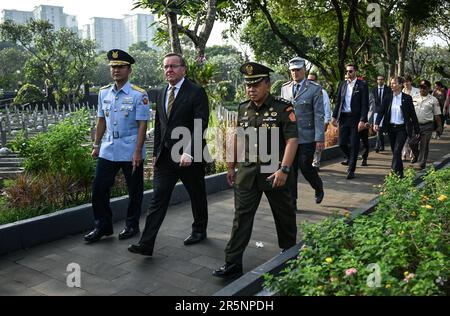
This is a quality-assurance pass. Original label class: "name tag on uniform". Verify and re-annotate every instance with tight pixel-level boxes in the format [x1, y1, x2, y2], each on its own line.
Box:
[103, 100, 111, 104]
[263, 117, 277, 122]
[122, 97, 133, 104]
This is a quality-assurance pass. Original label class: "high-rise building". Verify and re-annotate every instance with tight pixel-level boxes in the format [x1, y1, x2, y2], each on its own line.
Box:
[84, 14, 156, 52]
[1, 5, 156, 51]
[1, 5, 78, 32]
[88, 17, 125, 52]
[0, 9, 33, 24]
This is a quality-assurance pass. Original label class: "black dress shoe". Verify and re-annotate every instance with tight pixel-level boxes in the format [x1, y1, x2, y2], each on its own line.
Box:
[83, 228, 113, 243]
[184, 232, 207, 245]
[118, 226, 140, 240]
[346, 172, 355, 180]
[212, 262, 243, 279]
[341, 160, 349, 166]
[375, 148, 380, 153]
[411, 157, 418, 164]
[315, 189, 324, 204]
[361, 160, 368, 166]
[128, 243, 153, 256]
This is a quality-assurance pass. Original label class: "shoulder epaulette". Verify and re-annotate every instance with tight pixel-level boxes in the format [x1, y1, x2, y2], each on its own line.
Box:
[100, 84, 112, 90]
[282, 81, 291, 86]
[238, 100, 250, 111]
[275, 96, 291, 105]
[131, 84, 147, 94]
[309, 80, 320, 86]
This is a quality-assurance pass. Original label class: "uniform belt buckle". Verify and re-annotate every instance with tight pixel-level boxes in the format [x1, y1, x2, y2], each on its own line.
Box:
[113, 131, 120, 139]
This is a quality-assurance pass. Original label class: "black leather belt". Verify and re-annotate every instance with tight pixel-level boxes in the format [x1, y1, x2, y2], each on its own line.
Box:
[390, 123, 405, 128]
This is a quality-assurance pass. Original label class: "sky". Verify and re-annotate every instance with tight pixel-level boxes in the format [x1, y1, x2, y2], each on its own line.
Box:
[0, 0, 229, 46]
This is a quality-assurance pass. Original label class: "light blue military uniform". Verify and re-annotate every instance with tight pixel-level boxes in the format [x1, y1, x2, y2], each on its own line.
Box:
[98, 81, 150, 161]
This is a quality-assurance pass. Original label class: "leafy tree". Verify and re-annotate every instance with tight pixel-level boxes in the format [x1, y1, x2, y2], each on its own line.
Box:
[0, 46, 28, 90]
[0, 19, 97, 105]
[134, 0, 226, 58]
[129, 49, 165, 88]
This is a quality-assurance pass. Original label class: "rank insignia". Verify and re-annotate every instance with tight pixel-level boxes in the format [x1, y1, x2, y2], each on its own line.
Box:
[271, 112, 278, 117]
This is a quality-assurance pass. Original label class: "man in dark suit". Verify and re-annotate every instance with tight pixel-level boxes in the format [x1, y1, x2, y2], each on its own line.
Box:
[331, 63, 369, 179]
[128, 53, 209, 256]
[372, 75, 391, 152]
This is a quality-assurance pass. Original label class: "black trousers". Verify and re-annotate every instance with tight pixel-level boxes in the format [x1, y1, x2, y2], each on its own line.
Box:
[339, 115, 360, 173]
[291, 142, 323, 204]
[387, 125, 408, 178]
[375, 130, 385, 150]
[359, 128, 369, 161]
[92, 158, 144, 231]
[139, 148, 208, 250]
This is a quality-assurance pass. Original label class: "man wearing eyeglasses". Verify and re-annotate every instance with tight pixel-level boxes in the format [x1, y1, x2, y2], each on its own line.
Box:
[331, 63, 369, 179]
[128, 53, 210, 256]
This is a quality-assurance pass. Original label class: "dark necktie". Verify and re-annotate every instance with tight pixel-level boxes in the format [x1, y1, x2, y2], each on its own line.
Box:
[167, 86, 175, 117]
[379, 88, 383, 101]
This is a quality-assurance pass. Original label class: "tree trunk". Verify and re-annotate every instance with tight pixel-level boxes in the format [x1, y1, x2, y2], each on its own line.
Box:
[397, 16, 411, 76]
[180, 0, 217, 59]
[167, 12, 182, 54]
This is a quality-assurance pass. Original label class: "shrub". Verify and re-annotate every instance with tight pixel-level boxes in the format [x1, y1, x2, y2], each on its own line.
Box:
[264, 168, 450, 296]
[13, 83, 45, 105]
[19, 109, 95, 181]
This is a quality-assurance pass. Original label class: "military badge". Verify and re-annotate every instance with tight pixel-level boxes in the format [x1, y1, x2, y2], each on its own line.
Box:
[264, 112, 269, 117]
[271, 112, 277, 117]
[143, 97, 149, 105]
[246, 64, 253, 75]
[112, 51, 119, 59]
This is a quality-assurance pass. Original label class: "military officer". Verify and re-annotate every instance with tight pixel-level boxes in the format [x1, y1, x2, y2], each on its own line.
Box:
[213, 62, 299, 279]
[84, 49, 150, 243]
[281, 57, 325, 207]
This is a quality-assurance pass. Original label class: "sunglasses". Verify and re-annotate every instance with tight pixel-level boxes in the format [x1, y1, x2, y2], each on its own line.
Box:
[346, 70, 354, 73]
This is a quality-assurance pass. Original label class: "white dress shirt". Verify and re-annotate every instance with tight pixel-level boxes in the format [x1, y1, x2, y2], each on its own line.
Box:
[343, 78, 357, 113]
[164, 77, 185, 113]
[390, 93, 404, 124]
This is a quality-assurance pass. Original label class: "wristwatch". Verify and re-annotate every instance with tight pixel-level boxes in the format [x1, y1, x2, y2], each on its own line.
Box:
[280, 165, 290, 174]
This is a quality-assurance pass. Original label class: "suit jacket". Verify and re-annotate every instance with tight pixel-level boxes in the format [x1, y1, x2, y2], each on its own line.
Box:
[153, 78, 209, 165]
[371, 85, 392, 113]
[332, 79, 369, 124]
[280, 80, 325, 144]
[375, 92, 420, 137]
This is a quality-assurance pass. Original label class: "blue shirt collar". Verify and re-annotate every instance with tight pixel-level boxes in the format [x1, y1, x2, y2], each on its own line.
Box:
[112, 81, 131, 95]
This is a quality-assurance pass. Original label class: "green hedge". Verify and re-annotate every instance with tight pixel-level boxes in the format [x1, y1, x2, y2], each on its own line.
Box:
[265, 168, 450, 296]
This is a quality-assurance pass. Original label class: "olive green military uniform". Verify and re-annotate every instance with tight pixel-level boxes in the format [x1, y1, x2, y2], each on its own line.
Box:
[225, 94, 298, 265]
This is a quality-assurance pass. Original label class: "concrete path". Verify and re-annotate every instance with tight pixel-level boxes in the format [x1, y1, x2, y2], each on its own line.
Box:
[0, 133, 449, 296]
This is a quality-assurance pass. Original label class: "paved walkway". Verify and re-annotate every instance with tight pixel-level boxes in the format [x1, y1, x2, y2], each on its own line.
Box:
[0, 133, 449, 296]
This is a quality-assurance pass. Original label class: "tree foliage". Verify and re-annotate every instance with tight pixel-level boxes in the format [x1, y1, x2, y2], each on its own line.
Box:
[0, 19, 97, 105]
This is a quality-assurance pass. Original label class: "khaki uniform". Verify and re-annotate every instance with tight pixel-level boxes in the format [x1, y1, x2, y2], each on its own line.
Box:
[225, 94, 298, 265]
[411, 94, 441, 168]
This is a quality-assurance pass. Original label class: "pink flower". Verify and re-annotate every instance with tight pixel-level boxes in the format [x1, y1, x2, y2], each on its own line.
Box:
[403, 273, 416, 283]
[345, 268, 358, 277]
